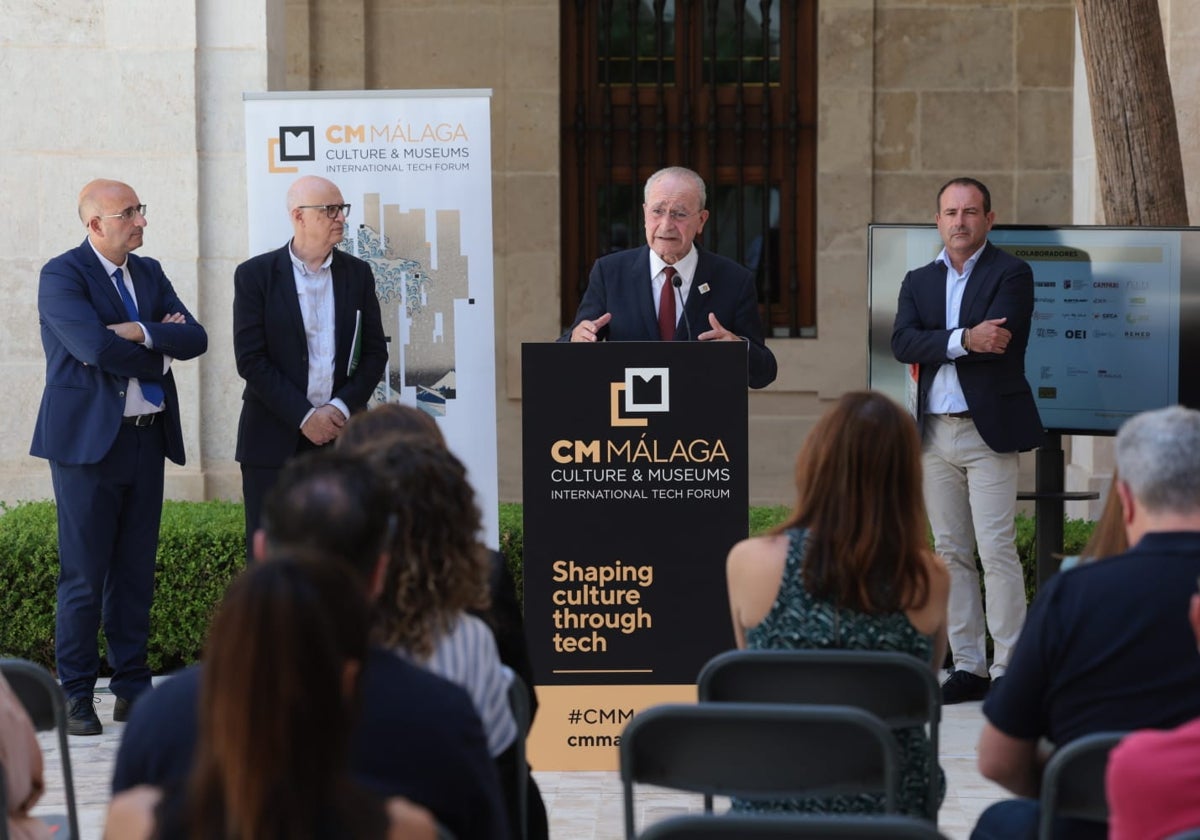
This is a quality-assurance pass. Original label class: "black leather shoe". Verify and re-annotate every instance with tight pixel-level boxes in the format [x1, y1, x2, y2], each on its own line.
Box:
[941, 670, 991, 705]
[113, 696, 134, 722]
[67, 696, 102, 736]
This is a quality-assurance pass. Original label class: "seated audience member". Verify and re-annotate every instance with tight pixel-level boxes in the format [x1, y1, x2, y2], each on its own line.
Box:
[973, 405, 1200, 840]
[104, 558, 436, 839]
[340, 405, 547, 840]
[111, 450, 507, 840]
[364, 437, 544, 840]
[337, 403, 538, 717]
[0, 672, 52, 840]
[1057, 472, 1127, 571]
[1106, 590, 1200, 840]
[725, 390, 950, 817]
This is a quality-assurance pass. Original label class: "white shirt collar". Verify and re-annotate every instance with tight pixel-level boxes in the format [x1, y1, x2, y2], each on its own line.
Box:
[649, 245, 700, 282]
[88, 239, 124, 278]
[935, 242, 988, 277]
[288, 240, 334, 276]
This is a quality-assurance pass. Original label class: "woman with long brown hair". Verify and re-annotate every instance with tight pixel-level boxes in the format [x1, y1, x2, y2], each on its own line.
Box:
[104, 558, 434, 839]
[339, 405, 548, 840]
[726, 390, 950, 817]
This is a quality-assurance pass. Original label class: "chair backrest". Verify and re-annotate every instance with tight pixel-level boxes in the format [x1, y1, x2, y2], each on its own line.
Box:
[506, 672, 531, 840]
[1038, 730, 1128, 840]
[637, 813, 948, 839]
[620, 702, 900, 840]
[697, 649, 941, 818]
[0, 659, 81, 840]
[0, 760, 9, 840]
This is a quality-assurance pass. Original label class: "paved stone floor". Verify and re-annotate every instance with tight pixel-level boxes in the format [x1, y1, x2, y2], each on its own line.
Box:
[31, 679, 1006, 839]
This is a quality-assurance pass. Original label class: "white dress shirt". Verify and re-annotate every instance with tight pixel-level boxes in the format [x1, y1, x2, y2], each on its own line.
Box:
[288, 243, 349, 427]
[925, 243, 986, 415]
[90, 241, 167, 416]
[649, 246, 698, 326]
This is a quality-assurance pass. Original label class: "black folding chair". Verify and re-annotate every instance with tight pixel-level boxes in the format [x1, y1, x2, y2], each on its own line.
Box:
[619, 702, 900, 840]
[697, 649, 942, 820]
[1037, 731, 1127, 840]
[0, 761, 8, 840]
[637, 812, 948, 839]
[507, 672, 532, 840]
[0, 659, 79, 840]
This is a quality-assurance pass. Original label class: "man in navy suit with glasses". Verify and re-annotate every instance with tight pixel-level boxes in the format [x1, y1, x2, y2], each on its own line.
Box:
[560, 166, 777, 389]
[31, 179, 208, 735]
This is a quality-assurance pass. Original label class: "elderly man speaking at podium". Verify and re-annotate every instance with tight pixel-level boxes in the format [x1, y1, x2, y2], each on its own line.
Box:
[559, 166, 777, 389]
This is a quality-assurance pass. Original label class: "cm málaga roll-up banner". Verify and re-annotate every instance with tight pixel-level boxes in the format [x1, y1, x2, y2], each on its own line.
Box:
[243, 90, 499, 547]
[523, 341, 747, 770]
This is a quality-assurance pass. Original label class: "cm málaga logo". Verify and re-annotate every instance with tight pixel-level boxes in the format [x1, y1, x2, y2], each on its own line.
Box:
[267, 125, 316, 173]
[610, 367, 669, 427]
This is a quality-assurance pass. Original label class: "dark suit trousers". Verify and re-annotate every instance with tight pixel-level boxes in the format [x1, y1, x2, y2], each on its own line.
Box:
[240, 433, 321, 562]
[51, 422, 165, 701]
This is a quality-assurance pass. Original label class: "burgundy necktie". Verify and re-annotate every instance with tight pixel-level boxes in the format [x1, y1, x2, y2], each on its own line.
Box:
[658, 266, 677, 341]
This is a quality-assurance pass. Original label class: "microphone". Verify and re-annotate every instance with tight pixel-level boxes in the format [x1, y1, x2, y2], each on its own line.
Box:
[672, 274, 692, 340]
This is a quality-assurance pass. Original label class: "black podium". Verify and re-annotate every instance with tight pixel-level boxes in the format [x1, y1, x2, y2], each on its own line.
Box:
[521, 340, 749, 769]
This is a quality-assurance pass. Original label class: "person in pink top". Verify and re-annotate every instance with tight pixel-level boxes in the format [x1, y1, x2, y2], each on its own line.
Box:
[1106, 589, 1200, 840]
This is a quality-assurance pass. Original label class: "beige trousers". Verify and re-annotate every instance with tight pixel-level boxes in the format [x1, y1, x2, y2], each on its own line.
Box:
[922, 414, 1027, 679]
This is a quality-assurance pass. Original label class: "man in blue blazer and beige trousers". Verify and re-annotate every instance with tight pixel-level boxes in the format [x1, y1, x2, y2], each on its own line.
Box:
[892, 177, 1044, 705]
[31, 179, 208, 735]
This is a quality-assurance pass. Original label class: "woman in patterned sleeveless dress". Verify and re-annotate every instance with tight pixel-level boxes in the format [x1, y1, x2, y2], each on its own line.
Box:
[726, 390, 951, 818]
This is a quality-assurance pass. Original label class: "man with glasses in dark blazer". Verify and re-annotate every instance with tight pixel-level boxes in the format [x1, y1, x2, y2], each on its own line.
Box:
[233, 175, 387, 561]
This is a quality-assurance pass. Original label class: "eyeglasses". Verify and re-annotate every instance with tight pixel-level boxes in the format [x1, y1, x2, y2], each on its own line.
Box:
[297, 203, 351, 219]
[98, 205, 147, 222]
[647, 206, 698, 223]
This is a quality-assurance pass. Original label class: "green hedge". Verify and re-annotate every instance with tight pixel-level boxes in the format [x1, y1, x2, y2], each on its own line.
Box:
[0, 501, 1092, 673]
[0, 500, 244, 673]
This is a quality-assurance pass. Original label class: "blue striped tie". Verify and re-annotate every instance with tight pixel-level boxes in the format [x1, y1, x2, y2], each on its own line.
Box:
[112, 268, 164, 407]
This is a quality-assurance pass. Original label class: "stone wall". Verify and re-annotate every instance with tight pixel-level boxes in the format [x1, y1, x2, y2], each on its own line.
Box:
[0, 0, 1081, 509]
[0, 0, 279, 505]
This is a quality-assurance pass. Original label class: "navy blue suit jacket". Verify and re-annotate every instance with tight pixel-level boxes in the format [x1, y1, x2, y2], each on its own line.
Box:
[111, 649, 508, 840]
[891, 241, 1044, 453]
[30, 239, 207, 466]
[559, 245, 778, 389]
[233, 244, 388, 468]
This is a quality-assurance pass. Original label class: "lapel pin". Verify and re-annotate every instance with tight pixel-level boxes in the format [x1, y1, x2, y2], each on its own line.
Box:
[698, 283, 710, 295]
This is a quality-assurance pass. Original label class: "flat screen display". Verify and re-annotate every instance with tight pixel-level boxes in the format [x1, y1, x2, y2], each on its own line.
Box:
[868, 225, 1200, 435]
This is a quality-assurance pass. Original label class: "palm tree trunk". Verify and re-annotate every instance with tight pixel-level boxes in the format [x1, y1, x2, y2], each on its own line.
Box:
[1075, 0, 1189, 225]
